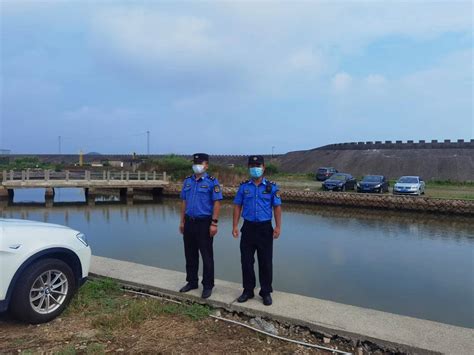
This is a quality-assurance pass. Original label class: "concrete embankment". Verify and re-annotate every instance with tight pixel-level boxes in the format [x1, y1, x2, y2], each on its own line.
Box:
[162, 184, 474, 216]
[91, 256, 473, 354]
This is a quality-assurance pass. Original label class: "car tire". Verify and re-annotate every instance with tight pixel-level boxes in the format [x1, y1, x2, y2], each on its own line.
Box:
[341, 185, 346, 192]
[10, 258, 76, 324]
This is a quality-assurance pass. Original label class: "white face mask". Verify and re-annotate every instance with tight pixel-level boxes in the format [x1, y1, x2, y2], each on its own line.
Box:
[192, 164, 206, 174]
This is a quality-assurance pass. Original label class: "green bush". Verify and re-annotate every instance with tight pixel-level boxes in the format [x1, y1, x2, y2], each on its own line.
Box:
[264, 163, 279, 175]
[148, 155, 192, 181]
[0, 157, 56, 170]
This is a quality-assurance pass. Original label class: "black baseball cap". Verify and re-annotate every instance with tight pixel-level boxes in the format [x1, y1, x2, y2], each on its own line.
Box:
[248, 155, 264, 165]
[192, 153, 209, 163]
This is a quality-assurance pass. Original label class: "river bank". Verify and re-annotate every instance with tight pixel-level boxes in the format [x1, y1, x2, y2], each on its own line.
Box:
[0, 278, 352, 354]
[162, 183, 474, 215]
[87, 256, 473, 354]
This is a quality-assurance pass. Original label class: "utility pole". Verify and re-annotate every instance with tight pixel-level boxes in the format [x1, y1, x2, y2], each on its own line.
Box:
[272, 146, 275, 158]
[58, 136, 62, 154]
[146, 131, 150, 156]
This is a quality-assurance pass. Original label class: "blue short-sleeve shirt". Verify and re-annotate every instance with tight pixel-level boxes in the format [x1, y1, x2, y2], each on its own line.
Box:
[180, 173, 223, 218]
[233, 178, 281, 222]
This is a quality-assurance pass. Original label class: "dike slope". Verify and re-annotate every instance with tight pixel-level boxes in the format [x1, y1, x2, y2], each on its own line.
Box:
[278, 148, 474, 181]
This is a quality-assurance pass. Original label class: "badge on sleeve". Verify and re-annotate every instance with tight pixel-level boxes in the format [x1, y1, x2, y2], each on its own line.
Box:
[275, 191, 281, 199]
[214, 185, 221, 193]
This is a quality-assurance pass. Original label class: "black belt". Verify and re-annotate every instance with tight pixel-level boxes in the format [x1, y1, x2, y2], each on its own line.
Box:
[244, 219, 271, 225]
[185, 215, 212, 222]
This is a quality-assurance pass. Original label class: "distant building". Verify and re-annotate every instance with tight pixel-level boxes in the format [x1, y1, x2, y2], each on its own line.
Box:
[109, 160, 125, 168]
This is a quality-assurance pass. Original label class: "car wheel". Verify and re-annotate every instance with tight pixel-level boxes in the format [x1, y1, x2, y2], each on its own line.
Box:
[10, 258, 76, 324]
[341, 185, 346, 192]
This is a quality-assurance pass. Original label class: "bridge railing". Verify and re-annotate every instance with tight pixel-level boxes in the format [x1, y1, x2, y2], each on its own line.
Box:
[1, 170, 168, 182]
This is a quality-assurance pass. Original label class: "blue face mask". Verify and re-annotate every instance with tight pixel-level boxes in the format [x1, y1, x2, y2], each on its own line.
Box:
[192, 164, 206, 174]
[249, 167, 264, 179]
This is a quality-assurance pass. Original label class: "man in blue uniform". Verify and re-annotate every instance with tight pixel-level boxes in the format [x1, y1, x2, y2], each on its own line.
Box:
[179, 153, 223, 299]
[232, 155, 282, 306]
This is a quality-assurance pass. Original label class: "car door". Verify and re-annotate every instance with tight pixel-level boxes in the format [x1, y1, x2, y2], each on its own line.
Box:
[420, 178, 425, 192]
[347, 175, 355, 189]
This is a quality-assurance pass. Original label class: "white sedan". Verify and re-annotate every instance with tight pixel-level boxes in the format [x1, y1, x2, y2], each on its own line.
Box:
[0, 219, 91, 323]
[393, 176, 426, 196]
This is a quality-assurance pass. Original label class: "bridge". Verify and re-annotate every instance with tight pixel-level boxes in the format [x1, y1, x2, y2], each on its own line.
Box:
[0, 170, 169, 205]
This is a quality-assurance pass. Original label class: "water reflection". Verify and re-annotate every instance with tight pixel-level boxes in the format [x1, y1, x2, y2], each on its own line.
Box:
[1, 193, 473, 328]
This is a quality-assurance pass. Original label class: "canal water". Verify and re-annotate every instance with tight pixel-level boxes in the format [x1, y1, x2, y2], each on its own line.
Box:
[2, 188, 473, 328]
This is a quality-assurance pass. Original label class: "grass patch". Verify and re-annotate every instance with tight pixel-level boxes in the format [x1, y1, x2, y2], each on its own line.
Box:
[56, 345, 76, 355]
[66, 277, 122, 315]
[92, 299, 210, 331]
[68, 278, 211, 332]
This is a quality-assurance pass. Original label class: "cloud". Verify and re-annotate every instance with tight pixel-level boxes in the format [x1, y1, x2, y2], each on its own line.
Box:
[365, 74, 387, 87]
[91, 9, 217, 63]
[288, 48, 325, 74]
[331, 72, 353, 93]
[324, 48, 473, 142]
[62, 106, 137, 124]
[1, 1, 472, 153]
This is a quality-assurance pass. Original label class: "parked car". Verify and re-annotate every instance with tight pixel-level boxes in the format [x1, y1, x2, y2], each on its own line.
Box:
[322, 173, 357, 191]
[316, 167, 338, 181]
[0, 219, 91, 324]
[393, 176, 425, 196]
[357, 175, 389, 193]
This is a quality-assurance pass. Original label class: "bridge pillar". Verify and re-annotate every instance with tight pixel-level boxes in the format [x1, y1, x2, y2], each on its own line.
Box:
[152, 187, 162, 202]
[45, 187, 55, 199]
[120, 187, 134, 204]
[0, 187, 13, 202]
[85, 188, 96, 205]
[45, 188, 55, 207]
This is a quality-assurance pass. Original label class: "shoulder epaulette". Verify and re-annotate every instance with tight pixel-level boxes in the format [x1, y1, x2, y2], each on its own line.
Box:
[269, 180, 277, 185]
[240, 179, 250, 185]
[208, 176, 216, 181]
[185, 175, 192, 180]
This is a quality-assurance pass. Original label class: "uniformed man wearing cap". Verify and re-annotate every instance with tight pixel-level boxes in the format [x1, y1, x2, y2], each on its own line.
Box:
[232, 155, 282, 306]
[179, 153, 223, 299]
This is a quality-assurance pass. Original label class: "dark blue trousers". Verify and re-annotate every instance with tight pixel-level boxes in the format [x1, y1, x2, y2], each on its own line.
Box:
[183, 216, 214, 289]
[240, 220, 274, 296]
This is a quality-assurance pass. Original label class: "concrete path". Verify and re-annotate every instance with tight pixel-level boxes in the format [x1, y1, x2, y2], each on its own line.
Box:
[90, 256, 473, 354]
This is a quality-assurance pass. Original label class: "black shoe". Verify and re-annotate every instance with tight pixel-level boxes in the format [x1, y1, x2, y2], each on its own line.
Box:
[262, 294, 272, 306]
[202, 288, 212, 299]
[237, 292, 254, 303]
[179, 283, 198, 293]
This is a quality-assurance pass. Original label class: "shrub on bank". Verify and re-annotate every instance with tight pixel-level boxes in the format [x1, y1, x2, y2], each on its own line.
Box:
[0, 157, 57, 171]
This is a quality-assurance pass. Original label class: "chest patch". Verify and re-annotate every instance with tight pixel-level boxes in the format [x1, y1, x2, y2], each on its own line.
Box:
[244, 189, 250, 194]
[200, 185, 208, 189]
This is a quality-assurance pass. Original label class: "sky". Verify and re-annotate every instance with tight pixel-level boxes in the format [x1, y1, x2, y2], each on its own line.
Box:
[0, 0, 473, 155]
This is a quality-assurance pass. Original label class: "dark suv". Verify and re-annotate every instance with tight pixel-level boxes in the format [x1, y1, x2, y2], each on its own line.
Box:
[316, 167, 338, 181]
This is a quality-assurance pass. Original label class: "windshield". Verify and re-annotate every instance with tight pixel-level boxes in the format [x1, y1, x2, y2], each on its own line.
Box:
[331, 174, 346, 181]
[398, 177, 418, 183]
[362, 175, 382, 182]
[318, 168, 328, 173]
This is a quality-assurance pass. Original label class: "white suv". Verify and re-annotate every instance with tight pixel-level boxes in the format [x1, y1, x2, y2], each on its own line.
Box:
[0, 218, 91, 323]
